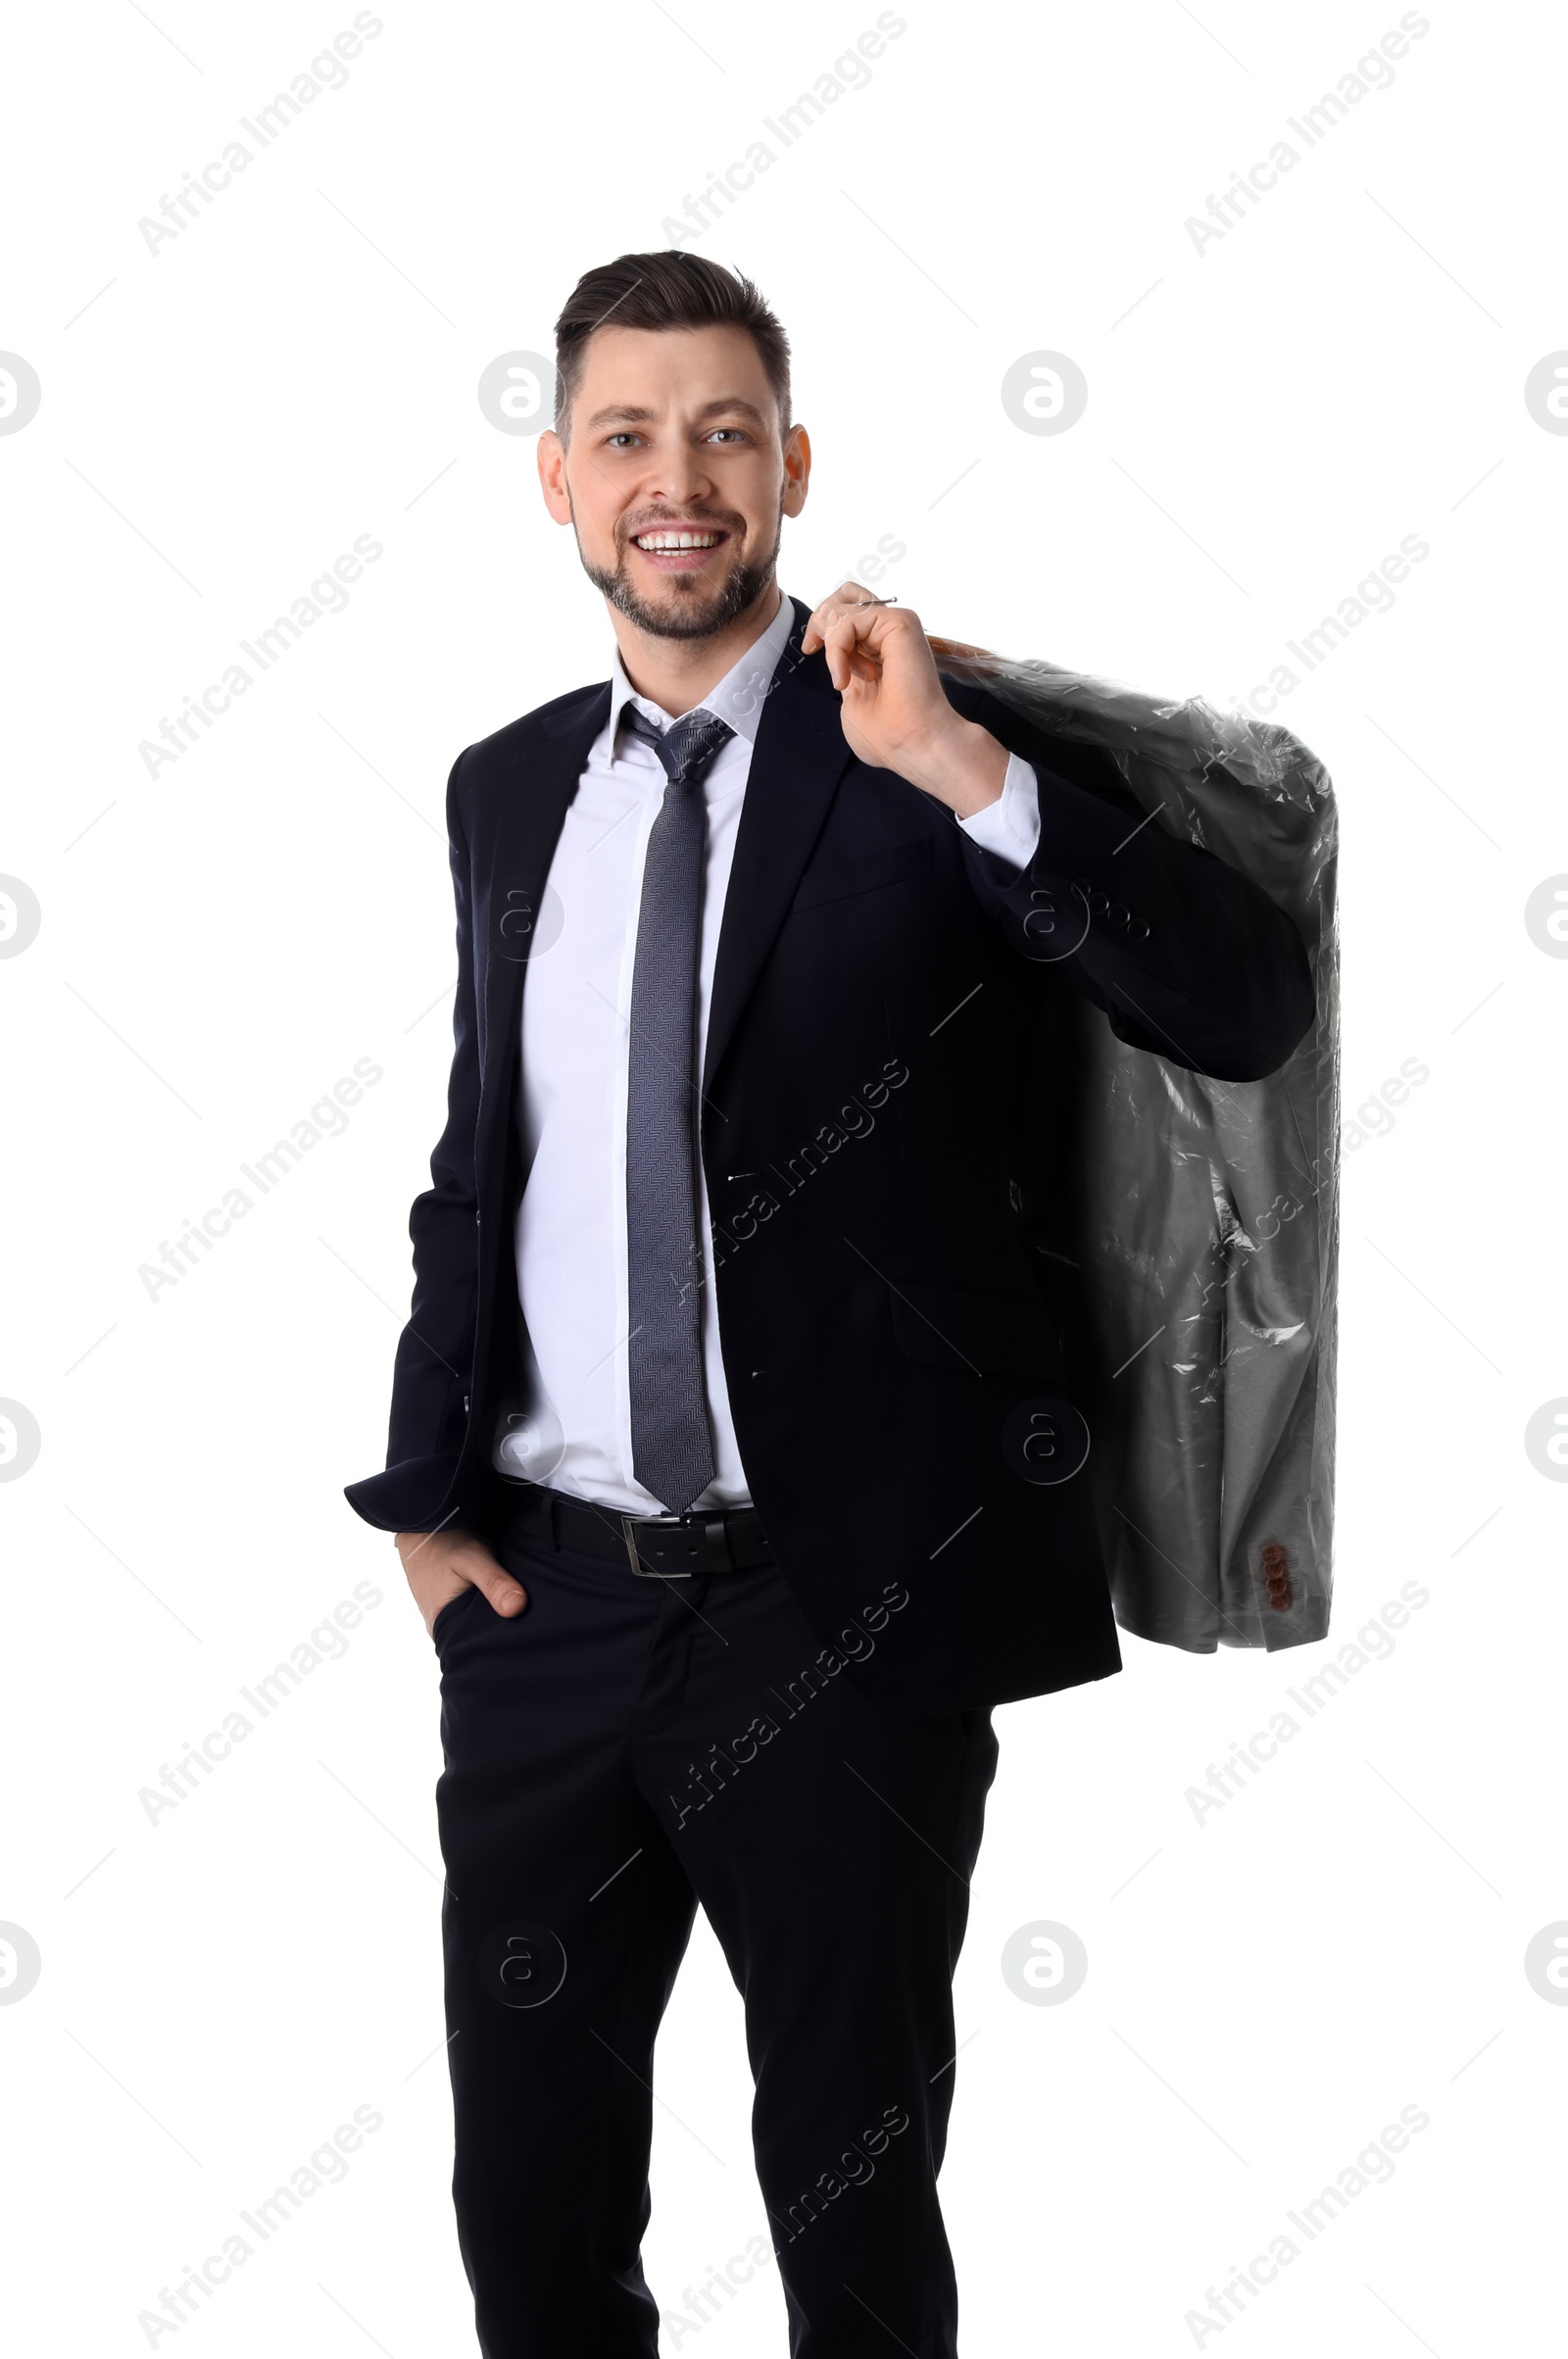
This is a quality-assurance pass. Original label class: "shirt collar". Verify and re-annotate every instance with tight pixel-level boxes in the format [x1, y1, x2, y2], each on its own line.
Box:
[589, 587, 797, 768]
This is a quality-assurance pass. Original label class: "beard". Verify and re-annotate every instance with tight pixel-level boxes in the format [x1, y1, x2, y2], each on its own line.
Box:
[575, 509, 782, 642]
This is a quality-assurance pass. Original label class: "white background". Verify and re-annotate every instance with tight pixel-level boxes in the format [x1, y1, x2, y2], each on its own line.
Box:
[3, 0, 1565, 2351]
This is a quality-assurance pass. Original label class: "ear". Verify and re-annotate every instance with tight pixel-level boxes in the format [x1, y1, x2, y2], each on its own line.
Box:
[537, 429, 572, 525]
[781, 422, 811, 518]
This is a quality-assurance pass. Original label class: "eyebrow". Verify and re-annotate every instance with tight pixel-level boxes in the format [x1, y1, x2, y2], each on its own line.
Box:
[583, 396, 770, 431]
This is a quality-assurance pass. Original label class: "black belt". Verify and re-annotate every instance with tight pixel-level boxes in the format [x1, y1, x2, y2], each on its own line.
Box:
[498, 1483, 774, 1577]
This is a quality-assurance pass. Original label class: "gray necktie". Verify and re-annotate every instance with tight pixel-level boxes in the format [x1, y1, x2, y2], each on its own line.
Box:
[621, 702, 736, 1512]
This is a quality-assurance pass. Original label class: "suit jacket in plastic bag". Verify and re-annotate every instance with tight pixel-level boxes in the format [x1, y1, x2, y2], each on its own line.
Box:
[933, 639, 1339, 1654]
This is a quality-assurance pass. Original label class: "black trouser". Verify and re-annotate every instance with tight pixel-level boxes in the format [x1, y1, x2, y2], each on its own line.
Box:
[432, 1498, 1000, 2357]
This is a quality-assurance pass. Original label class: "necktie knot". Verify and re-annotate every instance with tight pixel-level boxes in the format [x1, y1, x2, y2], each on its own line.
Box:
[620, 702, 735, 788]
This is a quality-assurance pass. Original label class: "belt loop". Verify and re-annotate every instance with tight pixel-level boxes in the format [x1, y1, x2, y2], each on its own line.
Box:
[703, 1513, 733, 1572]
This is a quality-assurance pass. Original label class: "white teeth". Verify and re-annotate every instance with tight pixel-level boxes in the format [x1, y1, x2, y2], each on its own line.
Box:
[636, 530, 720, 549]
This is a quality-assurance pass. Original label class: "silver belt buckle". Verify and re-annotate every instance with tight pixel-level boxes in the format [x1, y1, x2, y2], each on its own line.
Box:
[621, 1511, 693, 1577]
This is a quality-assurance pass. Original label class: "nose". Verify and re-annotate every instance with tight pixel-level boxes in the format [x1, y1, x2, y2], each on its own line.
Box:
[639, 439, 718, 515]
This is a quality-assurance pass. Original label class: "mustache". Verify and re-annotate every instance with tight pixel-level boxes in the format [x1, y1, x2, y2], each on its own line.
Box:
[618, 511, 742, 542]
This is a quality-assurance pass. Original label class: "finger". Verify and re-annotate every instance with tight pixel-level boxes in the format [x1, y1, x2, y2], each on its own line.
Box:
[807, 577, 873, 626]
[473, 1562, 529, 1618]
[818, 600, 917, 659]
[803, 579, 876, 652]
[810, 594, 883, 648]
[823, 617, 870, 691]
[822, 608, 893, 691]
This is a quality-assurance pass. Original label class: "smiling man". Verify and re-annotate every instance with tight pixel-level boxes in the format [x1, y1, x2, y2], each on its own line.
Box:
[347, 250, 1314, 2358]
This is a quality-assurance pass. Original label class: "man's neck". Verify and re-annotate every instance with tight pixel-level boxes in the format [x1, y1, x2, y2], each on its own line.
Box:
[609, 580, 784, 719]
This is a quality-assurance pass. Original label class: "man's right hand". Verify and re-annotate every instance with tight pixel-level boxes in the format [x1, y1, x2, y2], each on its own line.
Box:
[395, 1528, 528, 1636]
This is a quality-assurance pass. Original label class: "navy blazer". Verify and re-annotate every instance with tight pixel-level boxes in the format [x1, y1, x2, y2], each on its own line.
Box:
[346, 598, 1314, 1710]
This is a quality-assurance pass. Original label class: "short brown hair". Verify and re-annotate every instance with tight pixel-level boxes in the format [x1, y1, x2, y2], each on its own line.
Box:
[553, 251, 792, 444]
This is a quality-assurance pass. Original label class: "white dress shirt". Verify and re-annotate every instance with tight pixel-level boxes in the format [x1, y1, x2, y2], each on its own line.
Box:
[512, 587, 1043, 1513]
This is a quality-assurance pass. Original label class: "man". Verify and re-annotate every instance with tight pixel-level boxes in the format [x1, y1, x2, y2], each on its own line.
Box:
[347, 251, 1314, 2356]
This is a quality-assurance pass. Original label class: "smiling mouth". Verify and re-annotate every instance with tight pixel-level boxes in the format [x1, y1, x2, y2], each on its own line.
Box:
[630, 524, 730, 569]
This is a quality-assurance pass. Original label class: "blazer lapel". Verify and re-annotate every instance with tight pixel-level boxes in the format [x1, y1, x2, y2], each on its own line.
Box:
[702, 597, 855, 1099]
[476, 683, 608, 1177]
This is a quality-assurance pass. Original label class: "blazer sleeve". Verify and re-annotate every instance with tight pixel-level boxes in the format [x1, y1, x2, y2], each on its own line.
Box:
[945, 677, 1317, 1083]
[344, 749, 483, 1533]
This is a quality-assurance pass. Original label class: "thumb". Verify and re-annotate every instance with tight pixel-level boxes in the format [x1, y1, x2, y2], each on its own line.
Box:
[475, 1563, 529, 1618]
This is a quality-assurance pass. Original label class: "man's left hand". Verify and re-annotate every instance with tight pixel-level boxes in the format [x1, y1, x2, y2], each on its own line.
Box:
[803, 581, 1008, 819]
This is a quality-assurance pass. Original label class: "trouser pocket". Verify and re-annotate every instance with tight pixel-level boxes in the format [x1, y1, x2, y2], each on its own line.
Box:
[431, 1585, 481, 1650]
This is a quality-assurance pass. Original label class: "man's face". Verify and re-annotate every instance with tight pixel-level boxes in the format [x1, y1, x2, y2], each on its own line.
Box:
[538, 323, 808, 641]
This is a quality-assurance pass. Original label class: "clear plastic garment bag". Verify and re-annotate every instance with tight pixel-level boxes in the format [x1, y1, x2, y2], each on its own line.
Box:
[932, 639, 1340, 1655]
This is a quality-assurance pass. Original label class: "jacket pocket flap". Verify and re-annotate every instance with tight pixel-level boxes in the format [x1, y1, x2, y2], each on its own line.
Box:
[791, 834, 932, 912]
